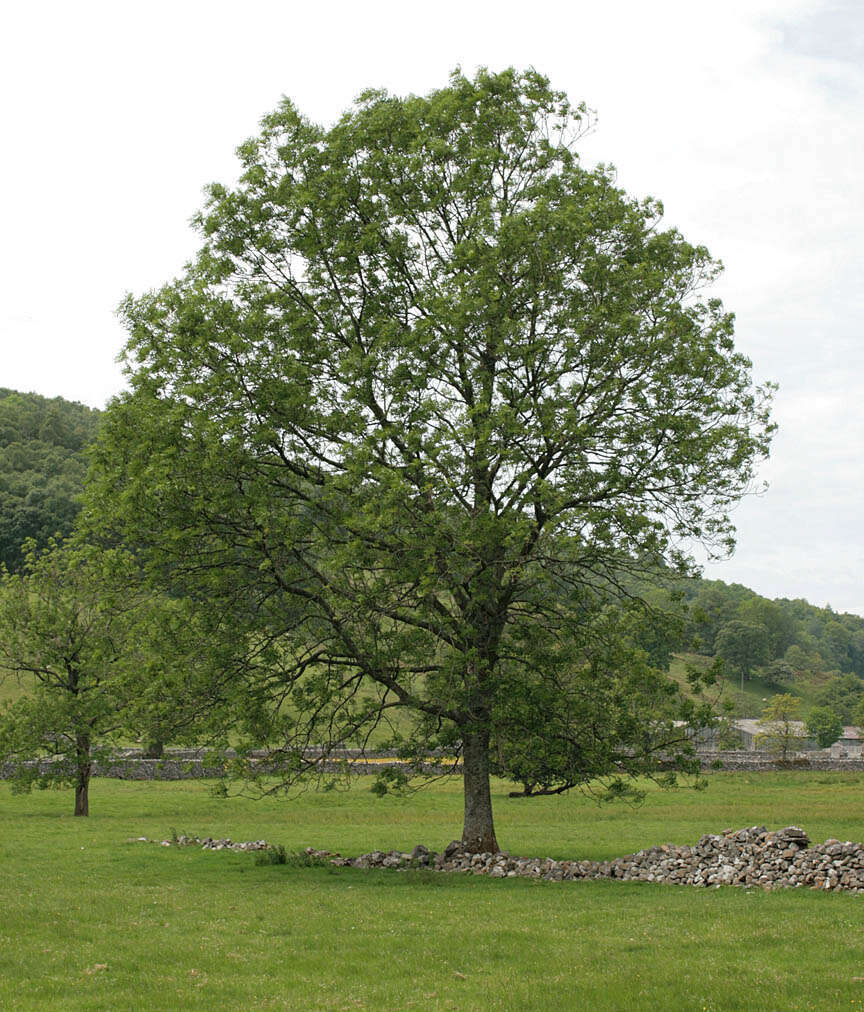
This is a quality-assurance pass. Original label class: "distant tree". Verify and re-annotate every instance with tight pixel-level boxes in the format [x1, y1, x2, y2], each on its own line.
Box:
[0, 541, 146, 815]
[849, 629, 864, 680]
[852, 696, 864, 732]
[0, 540, 228, 815]
[687, 584, 738, 654]
[757, 658, 796, 687]
[805, 707, 843, 749]
[736, 598, 795, 658]
[714, 620, 771, 689]
[821, 620, 852, 671]
[756, 694, 805, 760]
[814, 674, 864, 725]
[783, 643, 822, 677]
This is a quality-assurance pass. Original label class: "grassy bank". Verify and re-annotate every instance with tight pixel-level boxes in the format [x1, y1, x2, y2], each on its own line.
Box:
[3, 773, 864, 1010]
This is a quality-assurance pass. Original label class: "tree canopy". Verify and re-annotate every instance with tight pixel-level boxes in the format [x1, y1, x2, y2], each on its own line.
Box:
[89, 68, 774, 851]
[806, 706, 843, 749]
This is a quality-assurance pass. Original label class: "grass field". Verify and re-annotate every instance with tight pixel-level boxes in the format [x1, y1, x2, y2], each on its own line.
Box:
[3, 772, 864, 1011]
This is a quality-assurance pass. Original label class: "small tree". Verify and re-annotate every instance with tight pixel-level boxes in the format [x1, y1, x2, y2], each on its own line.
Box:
[758, 658, 796, 688]
[0, 541, 148, 815]
[806, 706, 843, 749]
[756, 694, 805, 760]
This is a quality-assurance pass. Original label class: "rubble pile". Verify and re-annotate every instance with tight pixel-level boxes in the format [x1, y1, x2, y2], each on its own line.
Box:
[323, 827, 864, 893]
[135, 825, 864, 893]
[131, 834, 271, 852]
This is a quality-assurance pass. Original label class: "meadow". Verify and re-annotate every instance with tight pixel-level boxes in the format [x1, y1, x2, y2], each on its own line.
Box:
[3, 772, 864, 1011]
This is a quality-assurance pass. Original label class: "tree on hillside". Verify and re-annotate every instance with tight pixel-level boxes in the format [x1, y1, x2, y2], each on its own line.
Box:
[757, 658, 796, 688]
[714, 620, 771, 689]
[89, 69, 773, 852]
[814, 674, 864, 725]
[736, 597, 795, 658]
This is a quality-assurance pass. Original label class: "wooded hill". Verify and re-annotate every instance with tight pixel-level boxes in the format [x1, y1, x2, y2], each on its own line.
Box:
[679, 579, 864, 721]
[0, 388, 101, 573]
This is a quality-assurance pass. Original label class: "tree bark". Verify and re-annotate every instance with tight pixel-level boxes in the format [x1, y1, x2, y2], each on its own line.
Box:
[461, 730, 499, 853]
[74, 734, 91, 817]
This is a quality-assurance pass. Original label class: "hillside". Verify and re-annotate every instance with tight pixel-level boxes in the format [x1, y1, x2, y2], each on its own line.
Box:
[0, 388, 101, 572]
[675, 578, 864, 719]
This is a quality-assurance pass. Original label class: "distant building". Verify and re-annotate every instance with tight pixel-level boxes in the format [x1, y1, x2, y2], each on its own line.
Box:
[829, 726, 864, 758]
[688, 719, 862, 754]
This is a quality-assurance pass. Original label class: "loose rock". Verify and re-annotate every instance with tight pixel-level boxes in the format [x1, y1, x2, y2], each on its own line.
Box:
[333, 826, 864, 894]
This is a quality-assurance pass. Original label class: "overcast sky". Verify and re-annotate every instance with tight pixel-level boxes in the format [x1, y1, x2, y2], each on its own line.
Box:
[1, 0, 862, 615]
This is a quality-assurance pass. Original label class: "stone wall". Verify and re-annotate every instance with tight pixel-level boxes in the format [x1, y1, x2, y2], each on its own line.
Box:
[698, 751, 864, 772]
[4, 748, 864, 782]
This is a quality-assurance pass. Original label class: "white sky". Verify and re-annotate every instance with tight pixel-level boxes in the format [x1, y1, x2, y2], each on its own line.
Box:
[1, 0, 862, 615]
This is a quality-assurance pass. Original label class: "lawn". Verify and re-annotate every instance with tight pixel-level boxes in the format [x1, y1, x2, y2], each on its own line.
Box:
[3, 772, 864, 1011]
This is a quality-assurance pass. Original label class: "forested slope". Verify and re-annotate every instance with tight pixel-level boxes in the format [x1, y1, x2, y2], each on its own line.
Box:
[680, 579, 864, 720]
[0, 388, 101, 572]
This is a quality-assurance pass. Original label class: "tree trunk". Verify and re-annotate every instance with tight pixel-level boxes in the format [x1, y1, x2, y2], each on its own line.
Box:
[461, 730, 499, 853]
[74, 735, 91, 817]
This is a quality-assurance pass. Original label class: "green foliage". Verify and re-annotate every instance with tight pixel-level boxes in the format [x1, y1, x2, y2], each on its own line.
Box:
[758, 658, 797, 687]
[87, 68, 773, 849]
[253, 844, 288, 865]
[683, 578, 864, 686]
[0, 389, 100, 573]
[756, 694, 805, 760]
[0, 540, 147, 813]
[714, 620, 771, 681]
[813, 673, 864, 724]
[805, 706, 843, 749]
[0, 540, 227, 813]
[489, 603, 713, 797]
[736, 597, 795, 657]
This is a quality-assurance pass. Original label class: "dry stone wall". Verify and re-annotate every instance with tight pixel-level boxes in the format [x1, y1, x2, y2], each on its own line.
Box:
[5, 749, 864, 781]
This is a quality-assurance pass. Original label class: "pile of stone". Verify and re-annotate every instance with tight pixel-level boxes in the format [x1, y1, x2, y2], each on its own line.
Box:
[131, 834, 271, 852]
[321, 827, 864, 893]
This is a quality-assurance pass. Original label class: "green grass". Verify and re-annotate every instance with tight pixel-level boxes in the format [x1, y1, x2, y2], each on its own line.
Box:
[0, 670, 36, 707]
[4, 773, 864, 1010]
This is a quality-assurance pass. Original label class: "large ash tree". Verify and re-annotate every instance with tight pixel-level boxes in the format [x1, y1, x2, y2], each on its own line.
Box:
[91, 69, 773, 852]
